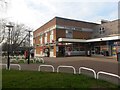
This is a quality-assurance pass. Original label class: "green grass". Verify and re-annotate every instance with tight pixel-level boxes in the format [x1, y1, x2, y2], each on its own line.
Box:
[2, 69, 119, 88]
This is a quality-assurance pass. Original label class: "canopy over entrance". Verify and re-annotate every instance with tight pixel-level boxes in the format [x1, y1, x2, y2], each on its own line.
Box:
[58, 36, 120, 43]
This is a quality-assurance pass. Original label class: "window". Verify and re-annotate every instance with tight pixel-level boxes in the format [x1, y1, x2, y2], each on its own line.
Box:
[73, 47, 79, 51]
[40, 36, 42, 44]
[45, 33, 47, 44]
[66, 30, 73, 38]
[80, 48, 85, 51]
[50, 30, 54, 43]
[99, 27, 105, 34]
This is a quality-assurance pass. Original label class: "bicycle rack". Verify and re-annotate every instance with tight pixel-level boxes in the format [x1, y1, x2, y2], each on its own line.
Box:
[57, 65, 76, 74]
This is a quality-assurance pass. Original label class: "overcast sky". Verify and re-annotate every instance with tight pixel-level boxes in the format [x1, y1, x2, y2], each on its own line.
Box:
[4, 0, 119, 30]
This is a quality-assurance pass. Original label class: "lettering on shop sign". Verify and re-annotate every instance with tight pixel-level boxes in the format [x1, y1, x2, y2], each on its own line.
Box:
[56, 25, 93, 32]
[56, 25, 82, 31]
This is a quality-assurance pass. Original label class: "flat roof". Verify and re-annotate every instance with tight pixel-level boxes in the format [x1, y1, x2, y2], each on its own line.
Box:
[34, 16, 100, 33]
[56, 17, 99, 25]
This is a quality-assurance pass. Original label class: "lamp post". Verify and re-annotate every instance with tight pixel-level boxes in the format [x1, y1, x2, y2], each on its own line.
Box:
[6, 24, 13, 69]
[26, 30, 32, 64]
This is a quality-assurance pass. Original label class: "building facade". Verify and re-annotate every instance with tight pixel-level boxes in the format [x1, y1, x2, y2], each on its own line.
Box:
[33, 17, 120, 57]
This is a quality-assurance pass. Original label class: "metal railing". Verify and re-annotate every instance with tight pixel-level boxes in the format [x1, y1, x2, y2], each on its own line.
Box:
[97, 71, 120, 79]
[79, 67, 96, 79]
[10, 59, 18, 63]
[18, 59, 26, 63]
[35, 58, 44, 63]
[38, 65, 55, 72]
[9, 64, 21, 70]
[40, 58, 44, 63]
[57, 65, 76, 74]
[25, 59, 34, 63]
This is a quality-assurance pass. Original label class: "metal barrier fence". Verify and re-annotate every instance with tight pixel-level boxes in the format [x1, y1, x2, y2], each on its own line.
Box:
[1, 63, 120, 84]
[97, 71, 120, 79]
[8, 57, 45, 64]
[26, 59, 34, 63]
[57, 65, 76, 74]
[79, 67, 96, 79]
[19, 59, 26, 63]
[40, 58, 44, 63]
[35, 58, 44, 63]
[38, 65, 55, 72]
[10, 59, 18, 63]
[9, 64, 21, 70]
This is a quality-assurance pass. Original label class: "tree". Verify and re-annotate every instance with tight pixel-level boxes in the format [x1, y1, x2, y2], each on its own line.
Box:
[0, 19, 6, 44]
[2, 21, 33, 55]
[0, 0, 8, 44]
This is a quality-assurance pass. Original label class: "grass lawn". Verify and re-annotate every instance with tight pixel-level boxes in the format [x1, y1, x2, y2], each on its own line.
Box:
[2, 69, 119, 88]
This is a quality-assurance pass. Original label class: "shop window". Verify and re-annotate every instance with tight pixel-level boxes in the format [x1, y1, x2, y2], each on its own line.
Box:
[73, 47, 79, 51]
[80, 48, 85, 51]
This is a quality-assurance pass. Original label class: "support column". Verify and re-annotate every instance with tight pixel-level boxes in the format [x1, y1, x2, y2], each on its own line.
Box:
[85, 43, 92, 56]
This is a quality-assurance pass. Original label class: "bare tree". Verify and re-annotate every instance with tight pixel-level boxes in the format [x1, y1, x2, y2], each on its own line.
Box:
[11, 23, 27, 45]
[0, 19, 7, 44]
[10, 22, 33, 50]
[2, 21, 33, 53]
[0, 0, 8, 44]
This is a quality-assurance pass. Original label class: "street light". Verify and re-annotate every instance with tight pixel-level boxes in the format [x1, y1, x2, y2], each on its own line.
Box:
[6, 24, 13, 69]
[25, 30, 32, 64]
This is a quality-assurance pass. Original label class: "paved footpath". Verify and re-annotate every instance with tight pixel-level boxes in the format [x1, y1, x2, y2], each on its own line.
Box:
[2, 56, 120, 85]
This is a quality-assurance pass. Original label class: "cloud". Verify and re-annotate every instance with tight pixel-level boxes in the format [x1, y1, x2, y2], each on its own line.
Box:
[5, 0, 118, 30]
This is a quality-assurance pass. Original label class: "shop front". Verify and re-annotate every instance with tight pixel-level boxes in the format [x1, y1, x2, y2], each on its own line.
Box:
[111, 41, 120, 56]
[90, 40, 120, 56]
[56, 41, 86, 57]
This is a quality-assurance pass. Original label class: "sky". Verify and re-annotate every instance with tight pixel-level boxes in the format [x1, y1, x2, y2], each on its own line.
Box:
[1, 0, 119, 31]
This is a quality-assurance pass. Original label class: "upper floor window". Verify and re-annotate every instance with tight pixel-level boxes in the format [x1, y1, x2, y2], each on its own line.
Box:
[99, 27, 105, 34]
[66, 30, 73, 38]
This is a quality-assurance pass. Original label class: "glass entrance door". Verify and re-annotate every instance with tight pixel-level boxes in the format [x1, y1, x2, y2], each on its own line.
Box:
[94, 46, 100, 55]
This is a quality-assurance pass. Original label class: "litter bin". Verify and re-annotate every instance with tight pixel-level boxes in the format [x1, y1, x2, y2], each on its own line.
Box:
[117, 52, 120, 62]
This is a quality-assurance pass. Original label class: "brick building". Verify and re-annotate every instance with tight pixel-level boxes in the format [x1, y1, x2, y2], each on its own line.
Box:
[33, 17, 120, 57]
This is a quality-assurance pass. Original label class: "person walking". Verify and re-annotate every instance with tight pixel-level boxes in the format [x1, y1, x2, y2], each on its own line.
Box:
[24, 50, 28, 59]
